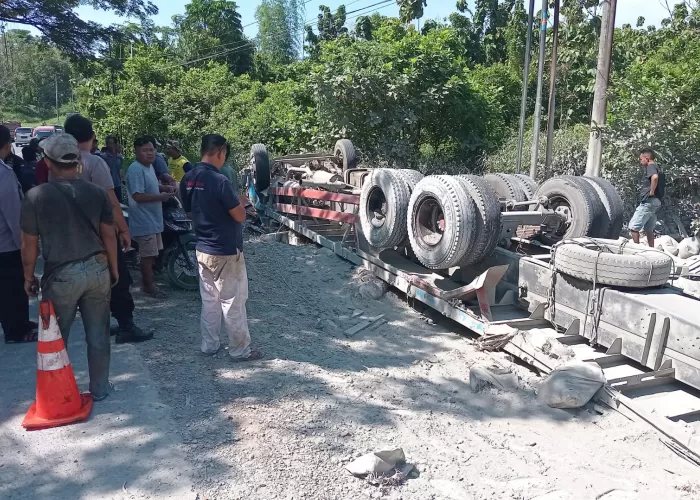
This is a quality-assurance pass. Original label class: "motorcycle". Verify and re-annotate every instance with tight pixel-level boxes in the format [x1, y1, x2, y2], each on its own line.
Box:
[121, 197, 199, 291]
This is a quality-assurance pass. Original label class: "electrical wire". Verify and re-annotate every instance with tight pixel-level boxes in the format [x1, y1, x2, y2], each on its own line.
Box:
[161, 0, 394, 69]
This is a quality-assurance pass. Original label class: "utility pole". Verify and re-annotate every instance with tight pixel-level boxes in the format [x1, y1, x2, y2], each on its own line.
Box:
[545, 0, 561, 168]
[55, 75, 59, 124]
[515, 0, 536, 175]
[585, 0, 617, 177]
[529, 0, 548, 180]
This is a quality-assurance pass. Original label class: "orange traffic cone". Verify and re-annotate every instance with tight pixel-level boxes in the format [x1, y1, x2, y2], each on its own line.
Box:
[22, 300, 93, 430]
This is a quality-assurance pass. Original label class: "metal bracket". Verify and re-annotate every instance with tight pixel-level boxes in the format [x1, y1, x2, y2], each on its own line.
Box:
[608, 367, 676, 391]
[606, 337, 622, 355]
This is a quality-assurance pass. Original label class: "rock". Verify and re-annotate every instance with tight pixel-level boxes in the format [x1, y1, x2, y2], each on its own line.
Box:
[345, 448, 406, 477]
[469, 363, 518, 392]
[359, 282, 388, 300]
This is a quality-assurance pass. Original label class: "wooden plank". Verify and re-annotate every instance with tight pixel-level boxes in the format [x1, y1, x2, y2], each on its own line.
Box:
[269, 187, 360, 204]
[274, 203, 358, 224]
[344, 315, 385, 337]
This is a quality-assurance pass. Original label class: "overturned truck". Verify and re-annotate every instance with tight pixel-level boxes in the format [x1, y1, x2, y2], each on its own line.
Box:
[248, 140, 700, 462]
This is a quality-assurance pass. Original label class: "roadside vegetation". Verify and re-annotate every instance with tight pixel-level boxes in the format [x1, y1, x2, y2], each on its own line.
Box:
[1, 0, 699, 227]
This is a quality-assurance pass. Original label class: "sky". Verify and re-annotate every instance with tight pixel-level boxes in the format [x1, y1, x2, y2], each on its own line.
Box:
[9, 0, 673, 39]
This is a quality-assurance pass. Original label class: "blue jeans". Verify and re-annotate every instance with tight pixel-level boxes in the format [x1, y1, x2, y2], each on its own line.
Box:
[629, 197, 661, 232]
[44, 254, 112, 398]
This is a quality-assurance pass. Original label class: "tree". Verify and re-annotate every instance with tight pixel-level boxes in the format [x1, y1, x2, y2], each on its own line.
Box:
[305, 5, 348, 58]
[256, 0, 297, 65]
[173, 0, 252, 75]
[397, 0, 427, 23]
[0, 0, 157, 58]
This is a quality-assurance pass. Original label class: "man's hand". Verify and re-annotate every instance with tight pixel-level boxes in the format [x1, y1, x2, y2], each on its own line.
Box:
[159, 192, 174, 202]
[110, 267, 119, 287]
[24, 276, 38, 297]
[119, 229, 131, 251]
[160, 184, 178, 194]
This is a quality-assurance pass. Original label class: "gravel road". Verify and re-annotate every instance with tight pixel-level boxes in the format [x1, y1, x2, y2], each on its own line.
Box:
[126, 238, 699, 500]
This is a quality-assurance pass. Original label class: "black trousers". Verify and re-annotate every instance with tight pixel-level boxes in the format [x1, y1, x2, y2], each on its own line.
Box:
[110, 248, 134, 325]
[0, 250, 30, 340]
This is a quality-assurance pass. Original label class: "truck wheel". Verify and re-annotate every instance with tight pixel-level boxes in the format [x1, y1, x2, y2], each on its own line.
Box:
[582, 176, 624, 239]
[534, 176, 606, 244]
[513, 174, 539, 201]
[553, 238, 672, 288]
[484, 173, 528, 208]
[408, 175, 477, 269]
[395, 169, 424, 191]
[334, 139, 357, 171]
[457, 175, 502, 265]
[250, 144, 270, 192]
[360, 168, 411, 249]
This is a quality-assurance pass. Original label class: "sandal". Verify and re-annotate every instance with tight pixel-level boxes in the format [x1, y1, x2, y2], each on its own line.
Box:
[230, 349, 264, 362]
[5, 330, 38, 344]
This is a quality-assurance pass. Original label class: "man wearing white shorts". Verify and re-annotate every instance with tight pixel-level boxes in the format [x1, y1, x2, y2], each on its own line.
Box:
[126, 137, 176, 297]
[180, 134, 262, 361]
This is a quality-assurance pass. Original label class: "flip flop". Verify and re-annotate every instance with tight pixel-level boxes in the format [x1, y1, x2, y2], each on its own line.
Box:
[5, 330, 38, 344]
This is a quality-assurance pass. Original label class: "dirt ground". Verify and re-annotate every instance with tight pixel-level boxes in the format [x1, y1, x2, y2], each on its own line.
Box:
[126, 237, 700, 500]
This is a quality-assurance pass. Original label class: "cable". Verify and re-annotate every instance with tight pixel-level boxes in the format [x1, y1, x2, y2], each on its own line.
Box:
[162, 0, 394, 69]
[162, 0, 392, 66]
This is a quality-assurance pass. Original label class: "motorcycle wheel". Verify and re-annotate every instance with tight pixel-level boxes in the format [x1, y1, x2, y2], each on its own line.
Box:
[166, 234, 200, 291]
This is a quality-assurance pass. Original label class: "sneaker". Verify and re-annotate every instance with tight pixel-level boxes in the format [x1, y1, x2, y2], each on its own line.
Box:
[115, 321, 154, 344]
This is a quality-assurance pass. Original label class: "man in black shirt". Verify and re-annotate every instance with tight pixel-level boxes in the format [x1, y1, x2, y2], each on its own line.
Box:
[629, 148, 662, 247]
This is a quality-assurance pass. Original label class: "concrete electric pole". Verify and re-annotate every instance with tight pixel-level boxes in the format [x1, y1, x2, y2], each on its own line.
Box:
[585, 0, 617, 177]
[529, 0, 549, 180]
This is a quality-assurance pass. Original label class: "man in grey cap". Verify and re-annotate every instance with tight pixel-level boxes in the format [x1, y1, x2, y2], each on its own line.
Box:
[20, 134, 118, 401]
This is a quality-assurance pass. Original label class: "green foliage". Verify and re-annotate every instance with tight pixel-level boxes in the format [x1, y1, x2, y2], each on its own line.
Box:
[305, 5, 348, 58]
[256, 0, 298, 65]
[173, 0, 252, 75]
[0, 0, 157, 58]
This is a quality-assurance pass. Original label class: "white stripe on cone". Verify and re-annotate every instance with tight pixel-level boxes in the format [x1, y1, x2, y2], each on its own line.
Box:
[39, 314, 62, 343]
[37, 350, 70, 371]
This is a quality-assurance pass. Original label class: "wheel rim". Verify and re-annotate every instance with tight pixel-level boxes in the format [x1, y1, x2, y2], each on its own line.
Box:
[366, 186, 388, 229]
[548, 195, 573, 239]
[172, 247, 198, 284]
[415, 197, 445, 247]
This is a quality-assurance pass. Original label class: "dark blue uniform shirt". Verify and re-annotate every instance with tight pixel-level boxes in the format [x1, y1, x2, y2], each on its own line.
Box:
[180, 162, 242, 255]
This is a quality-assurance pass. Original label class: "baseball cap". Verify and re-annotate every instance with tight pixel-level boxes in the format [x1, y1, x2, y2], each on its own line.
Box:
[42, 134, 81, 164]
[166, 140, 181, 152]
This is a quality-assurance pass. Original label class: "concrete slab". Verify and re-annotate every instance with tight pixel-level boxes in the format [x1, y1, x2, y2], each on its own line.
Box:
[0, 298, 195, 500]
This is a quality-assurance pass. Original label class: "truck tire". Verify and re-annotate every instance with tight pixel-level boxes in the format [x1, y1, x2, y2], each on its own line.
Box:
[360, 168, 411, 249]
[513, 174, 539, 201]
[250, 144, 270, 192]
[335, 139, 357, 171]
[395, 169, 424, 191]
[535, 176, 606, 244]
[553, 238, 673, 288]
[582, 176, 624, 239]
[457, 175, 502, 265]
[408, 175, 477, 269]
[484, 173, 528, 208]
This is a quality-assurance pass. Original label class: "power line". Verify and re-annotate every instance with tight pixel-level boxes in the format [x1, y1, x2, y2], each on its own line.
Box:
[162, 0, 394, 69]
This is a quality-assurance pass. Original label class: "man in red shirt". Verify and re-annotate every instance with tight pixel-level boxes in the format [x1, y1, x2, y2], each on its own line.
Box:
[34, 141, 49, 185]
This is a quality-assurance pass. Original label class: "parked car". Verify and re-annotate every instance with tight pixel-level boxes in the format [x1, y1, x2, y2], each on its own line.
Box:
[32, 125, 60, 140]
[13, 127, 33, 146]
